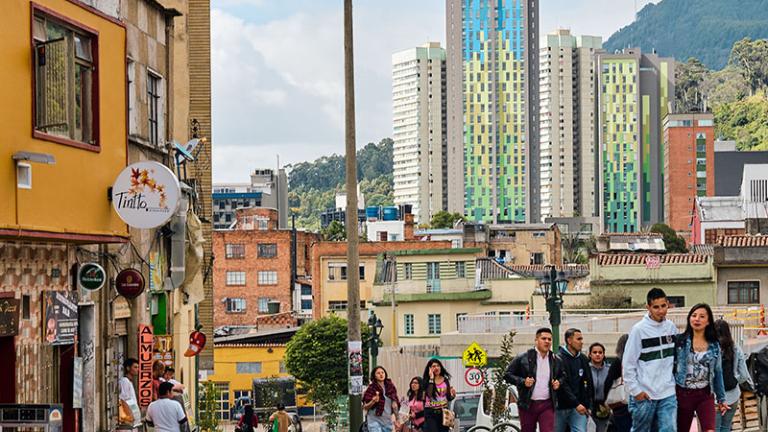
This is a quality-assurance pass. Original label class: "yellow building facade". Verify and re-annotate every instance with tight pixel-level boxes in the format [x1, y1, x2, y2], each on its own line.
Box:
[1, 1, 127, 430]
[207, 344, 290, 420]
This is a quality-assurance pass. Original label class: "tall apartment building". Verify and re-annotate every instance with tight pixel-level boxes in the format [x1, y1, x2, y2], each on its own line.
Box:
[392, 43, 447, 223]
[597, 49, 675, 232]
[539, 29, 602, 221]
[447, 0, 540, 223]
[663, 112, 715, 242]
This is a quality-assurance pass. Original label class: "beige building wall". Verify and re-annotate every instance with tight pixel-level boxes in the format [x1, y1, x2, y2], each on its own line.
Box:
[392, 43, 447, 223]
[539, 30, 602, 220]
[319, 256, 377, 318]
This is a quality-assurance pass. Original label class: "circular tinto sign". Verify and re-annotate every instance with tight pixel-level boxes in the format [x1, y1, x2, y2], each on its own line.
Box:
[116, 268, 145, 299]
[78, 263, 106, 291]
[112, 161, 181, 229]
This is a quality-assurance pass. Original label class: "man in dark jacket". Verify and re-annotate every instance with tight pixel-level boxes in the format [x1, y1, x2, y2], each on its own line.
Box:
[504, 327, 567, 432]
[555, 328, 594, 432]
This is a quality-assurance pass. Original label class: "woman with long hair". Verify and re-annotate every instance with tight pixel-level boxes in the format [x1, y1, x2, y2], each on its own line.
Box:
[404, 377, 426, 432]
[422, 359, 456, 432]
[236, 404, 257, 432]
[714, 319, 753, 432]
[674, 303, 727, 432]
[363, 366, 400, 432]
[604, 334, 631, 432]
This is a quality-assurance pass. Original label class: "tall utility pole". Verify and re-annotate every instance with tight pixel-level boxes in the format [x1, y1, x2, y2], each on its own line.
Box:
[344, 1, 363, 432]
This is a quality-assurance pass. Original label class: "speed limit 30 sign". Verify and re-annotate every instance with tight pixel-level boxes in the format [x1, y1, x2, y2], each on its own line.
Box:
[464, 367, 484, 387]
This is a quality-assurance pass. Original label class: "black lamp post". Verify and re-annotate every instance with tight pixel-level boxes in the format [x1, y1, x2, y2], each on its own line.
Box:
[367, 311, 384, 372]
[540, 266, 568, 349]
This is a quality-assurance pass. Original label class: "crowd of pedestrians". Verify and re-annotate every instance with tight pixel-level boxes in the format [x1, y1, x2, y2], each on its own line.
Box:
[502, 287, 754, 432]
[355, 286, 764, 432]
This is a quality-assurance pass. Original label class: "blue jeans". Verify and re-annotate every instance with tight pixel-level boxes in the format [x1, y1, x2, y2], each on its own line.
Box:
[628, 395, 677, 432]
[715, 402, 738, 432]
[367, 421, 393, 432]
[555, 408, 588, 432]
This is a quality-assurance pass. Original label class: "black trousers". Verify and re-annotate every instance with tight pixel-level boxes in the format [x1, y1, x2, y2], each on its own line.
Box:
[422, 408, 449, 432]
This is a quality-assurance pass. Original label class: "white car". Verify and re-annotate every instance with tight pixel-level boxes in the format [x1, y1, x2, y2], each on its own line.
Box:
[452, 389, 521, 432]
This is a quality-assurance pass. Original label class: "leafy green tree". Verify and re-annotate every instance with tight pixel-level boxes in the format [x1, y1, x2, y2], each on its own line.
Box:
[650, 223, 688, 253]
[430, 211, 463, 229]
[322, 220, 347, 241]
[729, 38, 768, 95]
[199, 381, 222, 432]
[481, 330, 516, 424]
[561, 232, 588, 264]
[284, 316, 369, 431]
[676, 58, 710, 112]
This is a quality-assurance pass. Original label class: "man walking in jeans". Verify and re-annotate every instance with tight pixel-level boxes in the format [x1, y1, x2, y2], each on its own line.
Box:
[623, 288, 679, 431]
[505, 328, 566, 432]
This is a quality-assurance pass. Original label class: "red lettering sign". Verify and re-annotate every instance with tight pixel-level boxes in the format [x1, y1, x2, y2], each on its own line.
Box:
[138, 324, 154, 407]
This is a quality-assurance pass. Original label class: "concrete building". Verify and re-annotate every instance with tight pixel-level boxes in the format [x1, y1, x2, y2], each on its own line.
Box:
[714, 147, 768, 196]
[597, 49, 675, 232]
[714, 235, 768, 306]
[310, 240, 452, 320]
[446, 0, 540, 223]
[486, 223, 562, 265]
[392, 43, 447, 224]
[370, 249, 541, 346]
[213, 208, 319, 330]
[539, 29, 602, 221]
[213, 168, 289, 230]
[590, 253, 716, 307]
[692, 164, 768, 244]
[1, 2, 128, 427]
[663, 112, 715, 241]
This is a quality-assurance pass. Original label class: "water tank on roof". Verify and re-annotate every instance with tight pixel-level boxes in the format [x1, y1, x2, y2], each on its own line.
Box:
[383, 207, 398, 221]
[366, 206, 380, 221]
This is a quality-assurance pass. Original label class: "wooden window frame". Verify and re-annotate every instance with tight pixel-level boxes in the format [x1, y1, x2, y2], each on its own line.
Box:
[31, 3, 101, 152]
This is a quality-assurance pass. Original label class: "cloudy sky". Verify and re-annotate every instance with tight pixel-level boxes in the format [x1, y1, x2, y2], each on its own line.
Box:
[211, 0, 657, 182]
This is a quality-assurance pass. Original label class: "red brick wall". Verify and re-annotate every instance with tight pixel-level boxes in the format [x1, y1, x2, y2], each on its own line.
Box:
[664, 118, 714, 242]
[310, 240, 452, 319]
[213, 228, 319, 328]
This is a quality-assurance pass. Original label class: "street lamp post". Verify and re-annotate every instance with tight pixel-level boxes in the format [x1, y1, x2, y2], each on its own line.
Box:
[540, 266, 568, 349]
[367, 311, 384, 374]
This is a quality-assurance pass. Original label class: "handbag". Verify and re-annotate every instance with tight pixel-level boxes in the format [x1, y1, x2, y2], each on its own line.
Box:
[605, 376, 629, 408]
[441, 408, 455, 428]
[118, 399, 134, 425]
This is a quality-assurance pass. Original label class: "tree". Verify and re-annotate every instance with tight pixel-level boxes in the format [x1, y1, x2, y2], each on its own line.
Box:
[675, 58, 710, 112]
[729, 38, 768, 95]
[561, 232, 588, 264]
[285, 316, 369, 431]
[430, 211, 463, 229]
[322, 220, 347, 241]
[650, 223, 688, 253]
[481, 329, 516, 425]
[199, 381, 222, 432]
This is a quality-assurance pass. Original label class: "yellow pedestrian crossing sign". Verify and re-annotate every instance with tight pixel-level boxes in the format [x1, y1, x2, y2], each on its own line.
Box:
[462, 342, 487, 367]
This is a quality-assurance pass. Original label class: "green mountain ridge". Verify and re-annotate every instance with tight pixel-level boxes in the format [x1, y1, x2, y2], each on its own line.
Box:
[605, 0, 768, 69]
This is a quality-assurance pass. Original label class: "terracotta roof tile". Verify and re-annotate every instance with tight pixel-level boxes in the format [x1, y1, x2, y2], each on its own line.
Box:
[718, 235, 768, 247]
[597, 253, 708, 266]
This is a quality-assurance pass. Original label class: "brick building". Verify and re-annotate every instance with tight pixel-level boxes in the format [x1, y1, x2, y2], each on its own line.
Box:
[213, 208, 319, 329]
[663, 112, 715, 242]
[311, 240, 452, 319]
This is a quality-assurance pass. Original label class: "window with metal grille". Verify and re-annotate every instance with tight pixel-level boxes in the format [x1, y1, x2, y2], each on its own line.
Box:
[225, 244, 245, 259]
[404, 314, 414, 335]
[258, 243, 277, 258]
[33, 12, 97, 146]
[428, 314, 442, 335]
[226, 271, 246, 286]
[455, 262, 466, 278]
[147, 71, 161, 146]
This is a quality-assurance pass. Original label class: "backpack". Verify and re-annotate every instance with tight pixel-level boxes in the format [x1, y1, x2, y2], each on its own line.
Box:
[753, 346, 768, 396]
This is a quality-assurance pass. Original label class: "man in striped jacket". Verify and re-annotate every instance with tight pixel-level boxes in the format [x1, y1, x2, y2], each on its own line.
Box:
[623, 287, 679, 432]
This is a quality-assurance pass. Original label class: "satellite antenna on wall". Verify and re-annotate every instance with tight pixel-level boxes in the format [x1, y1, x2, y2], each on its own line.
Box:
[174, 138, 206, 180]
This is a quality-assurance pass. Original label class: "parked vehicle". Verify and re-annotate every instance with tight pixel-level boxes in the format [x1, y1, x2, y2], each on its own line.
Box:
[452, 389, 520, 432]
